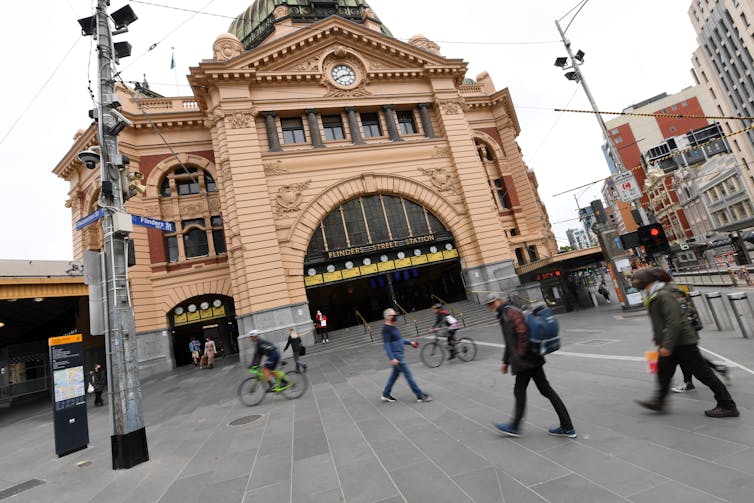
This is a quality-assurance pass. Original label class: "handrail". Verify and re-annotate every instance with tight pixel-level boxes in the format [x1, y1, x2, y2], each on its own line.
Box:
[354, 309, 373, 342]
[430, 294, 466, 327]
[392, 300, 420, 338]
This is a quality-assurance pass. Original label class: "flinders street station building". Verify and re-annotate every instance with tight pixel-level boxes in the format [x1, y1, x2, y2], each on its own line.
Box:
[53, 0, 557, 374]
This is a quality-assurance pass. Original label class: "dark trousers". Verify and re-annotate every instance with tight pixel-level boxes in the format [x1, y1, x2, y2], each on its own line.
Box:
[512, 366, 573, 430]
[680, 357, 721, 382]
[657, 344, 735, 408]
[94, 390, 104, 406]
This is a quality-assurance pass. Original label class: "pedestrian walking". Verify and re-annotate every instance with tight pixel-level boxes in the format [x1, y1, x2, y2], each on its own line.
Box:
[485, 294, 576, 438]
[90, 363, 106, 407]
[315, 310, 329, 343]
[597, 280, 611, 303]
[188, 337, 201, 367]
[284, 327, 307, 373]
[380, 307, 432, 403]
[204, 336, 217, 369]
[632, 268, 739, 417]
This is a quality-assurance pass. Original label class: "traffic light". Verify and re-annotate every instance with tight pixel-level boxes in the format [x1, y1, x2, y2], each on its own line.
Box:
[637, 223, 669, 255]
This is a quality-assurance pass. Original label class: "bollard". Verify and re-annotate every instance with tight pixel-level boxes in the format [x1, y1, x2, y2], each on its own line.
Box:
[688, 291, 712, 328]
[726, 292, 753, 339]
[704, 292, 734, 331]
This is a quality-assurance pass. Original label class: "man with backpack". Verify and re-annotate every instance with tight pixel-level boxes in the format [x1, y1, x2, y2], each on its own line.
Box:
[631, 268, 739, 418]
[485, 294, 576, 438]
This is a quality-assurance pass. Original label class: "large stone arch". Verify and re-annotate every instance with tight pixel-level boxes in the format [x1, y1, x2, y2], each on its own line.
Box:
[158, 277, 234, 316]
[284, 173, 470, 265]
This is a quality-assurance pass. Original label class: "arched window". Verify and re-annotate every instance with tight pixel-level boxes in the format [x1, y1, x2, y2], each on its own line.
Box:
[159, 166, 216, 198]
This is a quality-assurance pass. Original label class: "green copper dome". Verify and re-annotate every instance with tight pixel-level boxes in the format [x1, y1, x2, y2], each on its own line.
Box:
[229, 0, 392, 50]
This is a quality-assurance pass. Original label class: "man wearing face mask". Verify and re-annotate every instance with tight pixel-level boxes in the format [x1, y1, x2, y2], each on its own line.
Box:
[632, 268, 739, 418]
[380, 308, 432, 403]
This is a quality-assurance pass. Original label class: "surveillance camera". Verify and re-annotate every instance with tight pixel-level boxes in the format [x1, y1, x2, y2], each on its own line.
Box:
[77, 149, 100, 170]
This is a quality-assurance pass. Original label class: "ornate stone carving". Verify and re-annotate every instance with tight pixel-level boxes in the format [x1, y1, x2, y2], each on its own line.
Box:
[432, 145, 451, 158]
[321, 51, 371, 97]
[408, 35, 441, 56]
[181, 202, 206, 218]
[295, 53, 323, 71]
[226, 111, 256, 129]
[437, 99, 465, 115]
[264, 160, 288, 175]
[273, 5, 289, 19]
[213, 33, 243, 62]
[418, 166, 455, 192]
[274, 180, 311, 216]
[143, 203, 160, 217]
[208, 197, 222, 213]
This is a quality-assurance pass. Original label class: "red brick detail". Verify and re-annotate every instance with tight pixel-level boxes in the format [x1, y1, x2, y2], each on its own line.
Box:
[503, 175, 519, 207]
[151, 255, 228, 273]
[653, 97, 708, 139]
[147, 228, 166, 264]
[475, 128, 504, 153]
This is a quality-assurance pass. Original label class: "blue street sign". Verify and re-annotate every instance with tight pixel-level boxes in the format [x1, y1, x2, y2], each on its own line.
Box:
[75, 208, 104, 231]
[131, 215, 175, 232]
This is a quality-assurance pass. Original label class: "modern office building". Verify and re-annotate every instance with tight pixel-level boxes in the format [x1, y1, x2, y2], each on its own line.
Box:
[689, 0, 754, 194]
[52, 0, 556, 374]
[565, 228, 590, 250]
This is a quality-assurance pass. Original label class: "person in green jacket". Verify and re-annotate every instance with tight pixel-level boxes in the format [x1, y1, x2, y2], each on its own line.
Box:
[632, 268, 739, 418]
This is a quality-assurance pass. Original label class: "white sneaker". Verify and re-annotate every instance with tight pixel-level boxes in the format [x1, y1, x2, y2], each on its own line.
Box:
[672, 382, 696, 393]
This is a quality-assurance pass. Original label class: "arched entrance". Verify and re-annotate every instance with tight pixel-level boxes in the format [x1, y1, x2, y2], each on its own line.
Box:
[303, 194, 466, 329]
[168, 295, 238, 367]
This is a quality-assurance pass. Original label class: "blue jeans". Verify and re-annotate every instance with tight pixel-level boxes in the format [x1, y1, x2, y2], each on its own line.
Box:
[383, 355, 423, 398]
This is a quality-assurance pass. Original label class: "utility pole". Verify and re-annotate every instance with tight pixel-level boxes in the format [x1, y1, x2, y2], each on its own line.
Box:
[78, 0, 148, 469]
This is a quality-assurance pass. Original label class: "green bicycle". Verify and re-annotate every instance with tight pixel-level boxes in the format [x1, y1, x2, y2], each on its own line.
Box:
[237, 361, 309, 406]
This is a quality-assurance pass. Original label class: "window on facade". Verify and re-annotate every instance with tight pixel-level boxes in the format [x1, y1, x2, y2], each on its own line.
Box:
[205, 173, 217, 192]
[404, 200, 429, 235]
[281, 117, 306, 144]
[160, 178, 171, 197]
[177, 167, 201, 196]
[182, 218, 209, 258]
[360, 113, 382, 137]
[614, 136, 623, 143]
[362, 196, 390, 242]
[323, 210, 347, 250]
[342, 199, 368, 247]
[165, 234, 179, 263]
[383, 196, 409, 239]
[211, 216, 226, 254]
[493, 178, 510, 209]
[322, 115, 345, 141]
[476, 140, 495, 161]
[515, 248, 525, 265]
[396, 111, 417, 135]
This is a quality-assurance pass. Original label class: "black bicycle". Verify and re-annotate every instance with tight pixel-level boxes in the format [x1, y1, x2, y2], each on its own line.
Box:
[420, 328, 477, 368]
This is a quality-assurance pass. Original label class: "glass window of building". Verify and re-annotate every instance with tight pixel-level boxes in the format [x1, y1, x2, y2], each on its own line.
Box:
[205, 172, 217, 192]
[342, 199, 369, 247]
[160, 177, 171, 197]
[281, 117, 306, 144]
[493, 178, 510, 209]
[360, 112, 382, 137]
[165, 233, 179, 262]
[182, 218, 209, 258]
[404, 200, 429, 235]
[383, 196, 409, 239]
[323, 210, 347, 250]
[362, 196, 390, 242]
[211, 216, 226, 254]
[322, 114, 345, 141]
[396, 111, 417, 135]
[176, 167, 201, 196]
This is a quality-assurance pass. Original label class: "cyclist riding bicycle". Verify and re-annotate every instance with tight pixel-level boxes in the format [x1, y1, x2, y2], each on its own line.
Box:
[430, 303, 459, 359]
[247, 329, 282, 390]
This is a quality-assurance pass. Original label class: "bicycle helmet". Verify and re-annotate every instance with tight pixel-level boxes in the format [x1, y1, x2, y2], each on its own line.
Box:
[431, 303, 442, 309]
[246, 329, 261, 337]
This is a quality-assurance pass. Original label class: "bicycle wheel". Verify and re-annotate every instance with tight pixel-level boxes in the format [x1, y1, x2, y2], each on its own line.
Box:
[280, 371, 309, 400]
[237, 376, 266, 406]
[420, 341, 445, 368]
[456, 337, 477, 362]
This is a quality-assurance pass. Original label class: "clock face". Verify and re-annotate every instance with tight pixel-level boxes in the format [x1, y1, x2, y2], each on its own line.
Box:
[331, 65, 356, 86]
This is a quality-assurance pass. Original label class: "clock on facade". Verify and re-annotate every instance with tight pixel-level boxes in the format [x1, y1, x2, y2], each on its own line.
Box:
[331, 64, 356, 86]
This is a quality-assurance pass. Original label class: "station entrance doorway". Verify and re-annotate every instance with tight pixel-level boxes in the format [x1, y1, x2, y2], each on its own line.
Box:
[168, 295, 238, 367]
[303, 194, 467, 330]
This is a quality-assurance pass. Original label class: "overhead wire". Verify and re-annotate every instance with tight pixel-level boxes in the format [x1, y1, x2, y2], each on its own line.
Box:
[554, 107, 754, 122]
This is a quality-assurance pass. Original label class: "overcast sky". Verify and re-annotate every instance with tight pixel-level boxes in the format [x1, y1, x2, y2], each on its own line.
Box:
[0, 0, 699, 260]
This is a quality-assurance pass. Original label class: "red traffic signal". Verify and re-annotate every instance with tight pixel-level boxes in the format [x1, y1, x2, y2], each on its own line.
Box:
[637, 223, 669, 255]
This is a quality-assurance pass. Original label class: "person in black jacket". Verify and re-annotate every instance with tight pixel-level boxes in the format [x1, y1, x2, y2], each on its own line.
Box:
[284, 327, 307, 373]
[90, 363, 106, 406]
[485, 294, 576, 438]
[248, 330, 283, 391]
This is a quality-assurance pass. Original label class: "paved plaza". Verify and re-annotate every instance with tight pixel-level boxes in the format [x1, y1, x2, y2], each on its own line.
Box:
[1, 296, 753, 502]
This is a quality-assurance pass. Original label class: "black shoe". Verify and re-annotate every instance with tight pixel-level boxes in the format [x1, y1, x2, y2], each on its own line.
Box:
[380, 394, 397, 403]
[705, 406, 740, 418]
[636, 399, 664, 412]
[447, 353, 456, 360]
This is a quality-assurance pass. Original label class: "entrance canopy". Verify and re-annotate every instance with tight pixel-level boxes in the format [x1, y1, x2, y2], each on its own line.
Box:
[515, 246, 604, 283]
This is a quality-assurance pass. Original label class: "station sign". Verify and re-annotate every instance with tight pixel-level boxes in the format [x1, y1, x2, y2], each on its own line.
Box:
[49, 333, 89, 457]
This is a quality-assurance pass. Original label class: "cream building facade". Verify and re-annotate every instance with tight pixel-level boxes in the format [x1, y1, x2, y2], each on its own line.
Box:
[54, 1, 556, 374]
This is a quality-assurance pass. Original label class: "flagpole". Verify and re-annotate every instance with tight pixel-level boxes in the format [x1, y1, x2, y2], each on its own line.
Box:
[171, 47, 178, 96]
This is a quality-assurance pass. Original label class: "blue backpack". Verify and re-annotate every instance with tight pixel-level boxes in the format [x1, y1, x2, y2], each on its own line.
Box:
[526, 305, 560, 355]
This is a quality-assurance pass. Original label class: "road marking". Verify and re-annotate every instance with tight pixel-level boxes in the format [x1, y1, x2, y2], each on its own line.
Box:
[472, 340, 754, 373]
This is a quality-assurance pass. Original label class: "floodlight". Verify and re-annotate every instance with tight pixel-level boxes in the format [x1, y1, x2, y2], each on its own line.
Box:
[78, 15, 96, 36]
[554, 57, 568, 68]
[111, 5, 138, 29]
[114, 41, 132, 60]
[575, 50, 585, 63]
[565, 71, 581, 82]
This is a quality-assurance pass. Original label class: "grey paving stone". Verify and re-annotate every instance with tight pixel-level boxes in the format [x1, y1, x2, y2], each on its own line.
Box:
[244, 481, 290, 500]
[247, 452, 291, 491]
[628, 479, 728, 503]
[389, 460, 475, 503]
[293, 487, 345, 502]
[337, 459, 399, 503]
[532, 473, 628, 503]
[451, 466, 504, 503]
[158, 471, 213, 503]
[291, 452, 340, 499]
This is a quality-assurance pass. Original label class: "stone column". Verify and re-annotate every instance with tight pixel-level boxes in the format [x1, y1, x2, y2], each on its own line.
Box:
[382, 104, 402, 141]
[345, 107, 364, 144]
[262, 111, 282, 152]
[305, 109, 324, 148]
[418, 103, 436, 138]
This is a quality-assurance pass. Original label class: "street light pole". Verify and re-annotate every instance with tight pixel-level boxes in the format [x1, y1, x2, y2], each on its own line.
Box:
[89, 0, 148, 469]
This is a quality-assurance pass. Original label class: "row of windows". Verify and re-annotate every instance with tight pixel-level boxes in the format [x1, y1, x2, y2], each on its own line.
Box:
[160, 167, 216, 198]
[165, 216, 226, 262]
[305, 195, 449, 260]
[277, 109, 419, 146]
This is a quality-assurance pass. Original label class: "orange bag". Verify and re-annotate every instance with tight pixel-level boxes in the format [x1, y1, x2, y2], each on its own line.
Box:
[645, 351, 659, 374]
